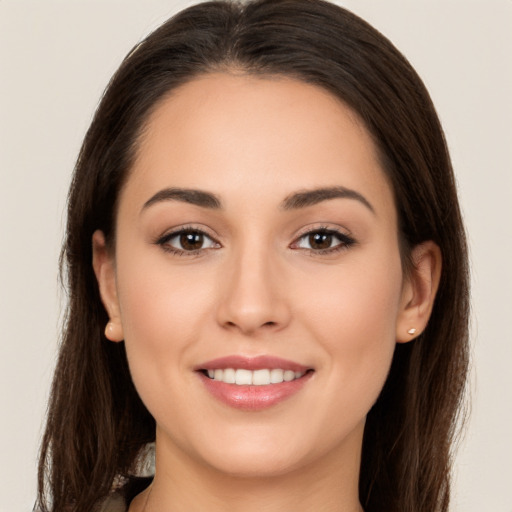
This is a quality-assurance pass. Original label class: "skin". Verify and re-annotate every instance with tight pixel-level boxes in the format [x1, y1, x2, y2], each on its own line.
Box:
[93, 73, 441, 512]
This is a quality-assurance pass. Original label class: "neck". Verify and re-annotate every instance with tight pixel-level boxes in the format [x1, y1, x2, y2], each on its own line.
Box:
[132, 426, 364, 512]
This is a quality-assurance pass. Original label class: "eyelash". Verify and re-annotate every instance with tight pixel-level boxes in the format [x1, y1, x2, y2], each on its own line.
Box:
[154, 225, 219, 257]
[154, 226, 356, 257]
[291, 226, 356, 255]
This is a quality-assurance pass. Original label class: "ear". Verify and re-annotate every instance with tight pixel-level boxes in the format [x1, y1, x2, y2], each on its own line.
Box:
[396, 241, 442, 343]
[92, 230, 124, 342]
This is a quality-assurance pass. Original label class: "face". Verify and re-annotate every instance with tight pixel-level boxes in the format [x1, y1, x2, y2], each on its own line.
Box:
[95, 73, 421, 478]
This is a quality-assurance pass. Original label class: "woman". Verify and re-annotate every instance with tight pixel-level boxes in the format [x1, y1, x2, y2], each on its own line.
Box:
[36, 1, 469, 511]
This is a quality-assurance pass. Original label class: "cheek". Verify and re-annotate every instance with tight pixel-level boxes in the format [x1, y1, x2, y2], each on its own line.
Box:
[114, 252, 216, 402]
[296, 251, 403, 412]
[119, 269, 203, 347]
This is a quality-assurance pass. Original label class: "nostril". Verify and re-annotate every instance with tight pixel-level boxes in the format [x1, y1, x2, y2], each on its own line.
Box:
[223, 320, 278, 331]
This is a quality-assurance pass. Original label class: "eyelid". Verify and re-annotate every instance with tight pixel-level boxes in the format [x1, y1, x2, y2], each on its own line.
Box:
[290, 225, 356, 253]
[291, 223, 353, 241]
[154, 224, 221, 255]
[152, 223, 355, 257]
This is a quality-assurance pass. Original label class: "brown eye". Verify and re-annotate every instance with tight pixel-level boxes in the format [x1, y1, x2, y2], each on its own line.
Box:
[158, 229, 219, 254]
[293, 228, 355, 253]
[180, 232, 205, 250]
[308, 232, 333, 250]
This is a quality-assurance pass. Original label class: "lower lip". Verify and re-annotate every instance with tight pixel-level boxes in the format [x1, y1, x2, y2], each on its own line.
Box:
[198, 372, 313, 411]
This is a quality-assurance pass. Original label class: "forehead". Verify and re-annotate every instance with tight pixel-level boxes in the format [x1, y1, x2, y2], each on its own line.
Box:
[122, 72, 395, 219]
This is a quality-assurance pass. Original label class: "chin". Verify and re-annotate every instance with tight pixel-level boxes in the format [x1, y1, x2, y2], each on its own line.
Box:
[157, 419, 315, 479]
[202, 444, 310, 479]
[179, 418, 361, 480]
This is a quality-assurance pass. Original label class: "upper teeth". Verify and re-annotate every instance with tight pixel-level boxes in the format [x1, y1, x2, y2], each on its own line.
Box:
[206, 368, 304, 385]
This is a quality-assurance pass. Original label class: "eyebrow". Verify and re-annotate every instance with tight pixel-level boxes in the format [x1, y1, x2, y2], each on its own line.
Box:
[142, 187, 222, 212]
[141, 185, 375, 214]
[281, 186, 375, 214]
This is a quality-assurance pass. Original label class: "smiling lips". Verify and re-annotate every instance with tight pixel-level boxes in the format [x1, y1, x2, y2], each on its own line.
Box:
[196, 356, 313, 410]
[207, 368, 305, 385]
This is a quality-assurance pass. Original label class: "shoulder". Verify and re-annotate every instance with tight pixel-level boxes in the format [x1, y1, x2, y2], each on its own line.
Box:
[97, 493, 128, 512]
[97, 476, 153, 512]
[32, 495, 127, 512]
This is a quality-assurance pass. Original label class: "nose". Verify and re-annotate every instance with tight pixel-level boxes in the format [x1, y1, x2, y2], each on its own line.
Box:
[216, 245, 291, 336]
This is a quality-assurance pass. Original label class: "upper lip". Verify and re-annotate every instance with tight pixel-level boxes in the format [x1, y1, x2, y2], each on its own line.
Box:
[195, 355, 311, 373]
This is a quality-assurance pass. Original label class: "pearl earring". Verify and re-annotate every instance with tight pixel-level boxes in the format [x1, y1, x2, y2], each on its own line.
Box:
[407, 328, 417, 335]
[105, 321, 123, 342]
[105, 322, 113, 338]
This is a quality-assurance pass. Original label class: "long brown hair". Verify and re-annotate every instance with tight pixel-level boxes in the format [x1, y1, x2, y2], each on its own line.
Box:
[37, 1, 470, 511]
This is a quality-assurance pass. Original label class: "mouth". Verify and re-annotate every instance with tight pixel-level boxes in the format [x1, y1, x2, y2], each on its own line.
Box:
[200, 368, 309, 385]
[195, 355, 314, 410]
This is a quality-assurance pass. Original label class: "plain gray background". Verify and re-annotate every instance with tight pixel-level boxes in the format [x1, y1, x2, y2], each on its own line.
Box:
[1, 1, 511, 510]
